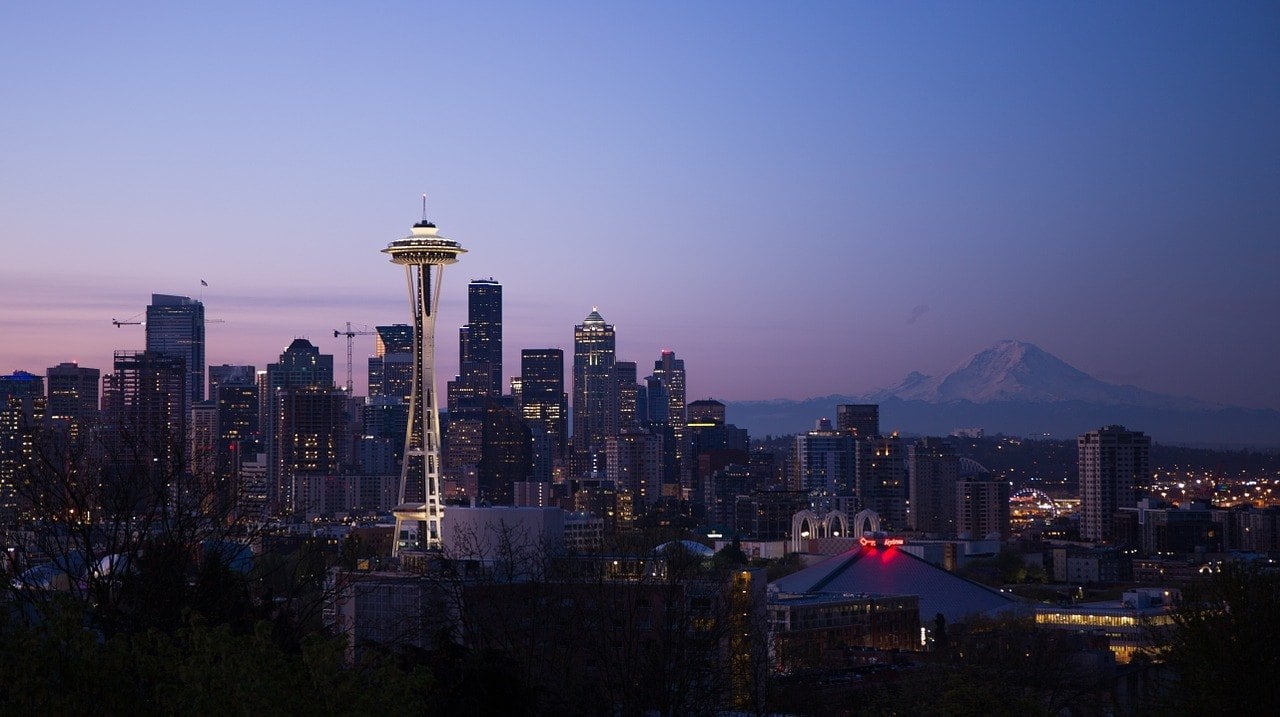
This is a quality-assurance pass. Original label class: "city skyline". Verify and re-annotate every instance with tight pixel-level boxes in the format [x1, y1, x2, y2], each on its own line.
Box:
[2, 3, 1277, 408]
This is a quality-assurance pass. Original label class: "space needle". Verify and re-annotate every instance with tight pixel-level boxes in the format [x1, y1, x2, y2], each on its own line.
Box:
[385, 199, 465, 556]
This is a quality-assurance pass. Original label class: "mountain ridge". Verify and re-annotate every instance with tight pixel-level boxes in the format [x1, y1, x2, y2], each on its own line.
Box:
[722, 341, 1277, 446]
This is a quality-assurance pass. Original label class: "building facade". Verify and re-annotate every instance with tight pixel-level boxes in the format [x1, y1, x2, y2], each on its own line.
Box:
[572, 309, 618, 474]
[145, 293, 205, 412]
[1078, 425, 1151, 543]
[836, 404, 879, 438]
[908, 437, 960, 535]
[520, 348, 567, 461]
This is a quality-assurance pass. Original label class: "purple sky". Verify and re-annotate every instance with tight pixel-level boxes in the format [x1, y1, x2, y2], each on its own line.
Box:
[2, 2, 1277, 408]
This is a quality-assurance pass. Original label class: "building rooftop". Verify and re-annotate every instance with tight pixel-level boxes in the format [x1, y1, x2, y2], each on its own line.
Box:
[771, 543, 1021, 623]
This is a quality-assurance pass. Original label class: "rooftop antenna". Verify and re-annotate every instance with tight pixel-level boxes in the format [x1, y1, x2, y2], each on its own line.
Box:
[421, 193, 428, 222]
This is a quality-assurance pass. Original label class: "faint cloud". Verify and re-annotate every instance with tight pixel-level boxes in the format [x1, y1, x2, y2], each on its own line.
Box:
[907, 304, 930, 325]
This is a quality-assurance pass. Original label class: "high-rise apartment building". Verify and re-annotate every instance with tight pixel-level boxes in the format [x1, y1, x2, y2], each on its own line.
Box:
[606, 427, 662, 510]
[957, 475, 1010, 540]
[145, 294, 205, 412]
[837, 404, 879, 438]
[520, 349, 567, 460]
[1078, 425, 1151, 543]
[572, 309, 618, 473]
[908, 437, 961, 535]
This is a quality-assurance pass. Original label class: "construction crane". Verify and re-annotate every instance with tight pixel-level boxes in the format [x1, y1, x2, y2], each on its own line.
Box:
[333, 322, 376, 393]
[112, 316, 225, 327]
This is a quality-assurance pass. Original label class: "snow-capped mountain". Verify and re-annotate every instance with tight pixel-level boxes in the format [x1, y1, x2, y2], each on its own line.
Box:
[724, 341, 1277, 445]
[866, 340, 1211, 410]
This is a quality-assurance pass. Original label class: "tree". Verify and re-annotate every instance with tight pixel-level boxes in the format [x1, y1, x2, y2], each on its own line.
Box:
[1160, 562, 1280, 713]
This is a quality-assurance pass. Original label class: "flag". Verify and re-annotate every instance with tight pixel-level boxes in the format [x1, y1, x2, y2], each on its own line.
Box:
[200, 279, 208, 287]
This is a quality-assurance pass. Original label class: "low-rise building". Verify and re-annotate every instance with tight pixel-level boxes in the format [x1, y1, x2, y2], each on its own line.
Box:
[1034, 587, 1179, 663]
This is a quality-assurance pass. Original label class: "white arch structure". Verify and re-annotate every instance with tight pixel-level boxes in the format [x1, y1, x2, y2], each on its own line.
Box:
[790, 509, 850, 554]
[851, 508, 882, 537]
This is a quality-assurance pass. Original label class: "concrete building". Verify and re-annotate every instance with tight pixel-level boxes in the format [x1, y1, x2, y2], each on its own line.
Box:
[768, 592, 921, 673]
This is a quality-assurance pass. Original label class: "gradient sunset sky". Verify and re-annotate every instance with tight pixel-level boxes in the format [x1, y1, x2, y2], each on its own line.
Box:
[2, 2, 1277, 407]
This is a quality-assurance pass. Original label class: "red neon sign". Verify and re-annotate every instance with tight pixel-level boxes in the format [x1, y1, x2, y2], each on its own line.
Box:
[858, 536, 905, 548]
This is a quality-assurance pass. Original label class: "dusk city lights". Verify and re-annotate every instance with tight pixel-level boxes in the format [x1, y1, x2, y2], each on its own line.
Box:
[1, 3, 1277, 714]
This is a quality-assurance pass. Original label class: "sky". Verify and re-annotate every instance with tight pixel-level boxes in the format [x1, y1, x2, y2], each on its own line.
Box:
[2, 2, 1277, 408]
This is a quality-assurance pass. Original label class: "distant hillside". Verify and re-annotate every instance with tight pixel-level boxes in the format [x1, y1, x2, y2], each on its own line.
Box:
[724, 341, 1280, 448]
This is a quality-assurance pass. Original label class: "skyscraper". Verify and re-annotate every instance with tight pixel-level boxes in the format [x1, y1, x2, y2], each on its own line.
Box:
[463, 279, 502, 397]
[651, 350, 687, 481]
[615, 361, 639, 428]
[384, 213, 465, 555]
[0, 371, 45, 519]
[477, 401, 531, 506]
[447, 280, 503, 411]
[276, 386, 348, 516]
[520, 348, 567, 460]
[572, 308, 617, 474]
[215, 381, 259, 515]
[145, 294, 205, 412]
[369, 325, 414, 400]
[264, 339, 335, 513]
[1078, 425, 1150, 543]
